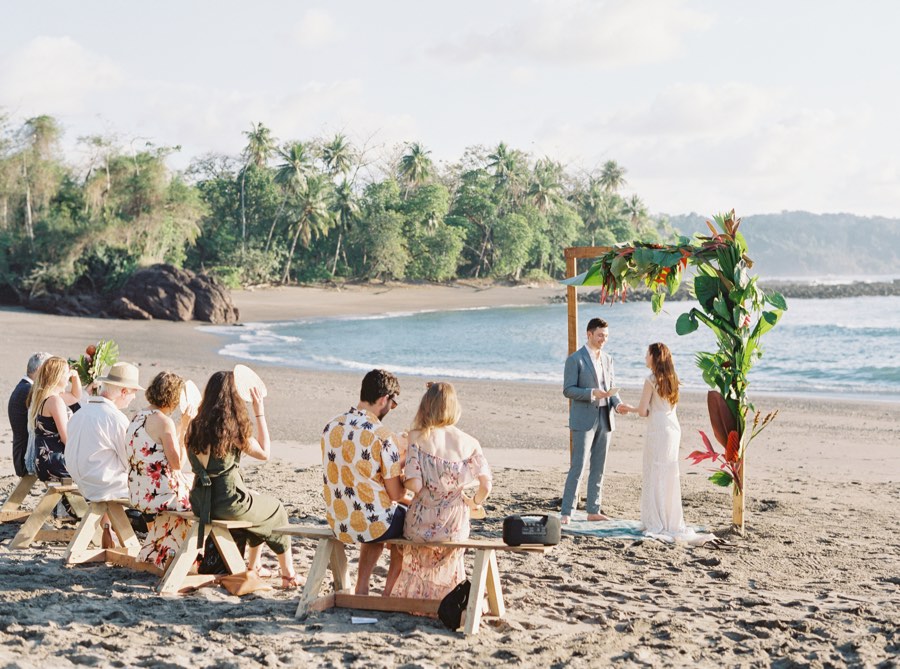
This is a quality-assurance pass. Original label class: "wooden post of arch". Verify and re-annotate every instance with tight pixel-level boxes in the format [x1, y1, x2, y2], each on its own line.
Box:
[564, 246, 611, 462]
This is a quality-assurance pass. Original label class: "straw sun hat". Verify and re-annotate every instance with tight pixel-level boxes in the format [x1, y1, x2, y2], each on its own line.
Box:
[95, 362, 144, 391]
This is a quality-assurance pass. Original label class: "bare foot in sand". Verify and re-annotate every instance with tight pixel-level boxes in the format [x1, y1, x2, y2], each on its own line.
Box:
[587, 513, 610, 521]
[560, 515, 570, 525]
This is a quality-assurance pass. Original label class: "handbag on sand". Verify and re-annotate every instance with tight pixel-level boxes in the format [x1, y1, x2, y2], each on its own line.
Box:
[502, 514, 561, 546]
[216, 570, 272, 596]
[438, 579, 471, 630]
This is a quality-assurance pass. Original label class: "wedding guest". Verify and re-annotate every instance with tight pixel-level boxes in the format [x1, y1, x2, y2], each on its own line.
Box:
[66, 362, 143, 501]
[321, 369, 407, 595]
[125, 371, 195, 568]
[390, 382, 492, 600]
[185, 370, 299, 588]
[619, 343, 715, 544]
[8, 352, 51, 476]
[27, 356, 83, 481]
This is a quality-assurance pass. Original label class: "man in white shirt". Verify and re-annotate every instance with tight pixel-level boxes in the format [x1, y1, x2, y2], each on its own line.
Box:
[65, 362, 143, 501]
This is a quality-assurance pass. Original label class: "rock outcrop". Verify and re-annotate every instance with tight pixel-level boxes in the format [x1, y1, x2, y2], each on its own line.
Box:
[26, 264, 239, 323]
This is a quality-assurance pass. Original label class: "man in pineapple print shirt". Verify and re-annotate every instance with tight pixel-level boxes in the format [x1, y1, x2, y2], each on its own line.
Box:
[322, 369, 407, 595]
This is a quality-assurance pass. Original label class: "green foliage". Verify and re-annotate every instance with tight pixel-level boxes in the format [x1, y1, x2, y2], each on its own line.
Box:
[1, 112, 669, 291]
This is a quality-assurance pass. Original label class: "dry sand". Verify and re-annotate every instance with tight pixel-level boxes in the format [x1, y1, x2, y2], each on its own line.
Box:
[0, 283, 897, 668]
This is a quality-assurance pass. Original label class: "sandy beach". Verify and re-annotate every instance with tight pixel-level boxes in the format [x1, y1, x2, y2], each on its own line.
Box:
[1, 283, 898, 667]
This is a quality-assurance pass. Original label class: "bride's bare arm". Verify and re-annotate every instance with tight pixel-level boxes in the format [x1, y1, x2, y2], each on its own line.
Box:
[632, 379, 654, 417]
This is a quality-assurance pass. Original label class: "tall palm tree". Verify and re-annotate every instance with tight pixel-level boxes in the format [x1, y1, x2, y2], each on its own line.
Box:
[240, 122, 276, 253]
[321, 133, 354, 178]
[281, 174, 333, 283]
[598, 159, 627, 193]
[527, 159, 563, 212]
[397, 142, 433, 197]
[330, 179, 360, 276]
[623, 193, 650, 237]
[487, 141, 527, 207]
[265, 142, 313, 252]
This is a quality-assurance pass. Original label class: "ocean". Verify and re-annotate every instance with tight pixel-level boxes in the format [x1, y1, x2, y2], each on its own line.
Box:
[206, 296, 900, 400]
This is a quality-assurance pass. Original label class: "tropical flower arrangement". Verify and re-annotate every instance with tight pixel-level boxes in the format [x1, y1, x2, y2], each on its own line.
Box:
[70, 339, 119, 389]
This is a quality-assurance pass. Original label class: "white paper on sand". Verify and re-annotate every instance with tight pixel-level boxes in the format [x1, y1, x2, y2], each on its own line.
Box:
[351, 616, 378, 624]
[233, 364, 268, 402]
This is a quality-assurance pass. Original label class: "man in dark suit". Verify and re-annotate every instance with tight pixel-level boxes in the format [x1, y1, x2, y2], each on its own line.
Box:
[560, 318, 626, 524]
[7, 352, 51, 476]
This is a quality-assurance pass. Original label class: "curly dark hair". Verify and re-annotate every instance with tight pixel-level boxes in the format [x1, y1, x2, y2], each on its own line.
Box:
[186, 371, 251, 459]
[145, 371, 185, 411]
[359, 369, 400, 404]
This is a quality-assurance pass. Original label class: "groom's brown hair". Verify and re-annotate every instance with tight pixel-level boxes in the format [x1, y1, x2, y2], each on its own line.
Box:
[586, 318, 608, 332]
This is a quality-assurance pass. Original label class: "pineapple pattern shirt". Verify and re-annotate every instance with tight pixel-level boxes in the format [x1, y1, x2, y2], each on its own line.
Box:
[321, 406, 403, 543]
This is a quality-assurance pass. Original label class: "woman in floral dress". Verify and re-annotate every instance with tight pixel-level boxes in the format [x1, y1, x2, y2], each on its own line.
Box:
[125, 371, 195, 568]
[391, 382, 492, 600]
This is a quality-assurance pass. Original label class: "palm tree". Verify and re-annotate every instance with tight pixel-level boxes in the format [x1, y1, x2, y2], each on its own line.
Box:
[265, 141, 313, 252]
[598, 159, 627, 193]
[527, 159, 563, 212]
[281, 174, 333, 283]
[330, 179, 360, 276]
[487, 141, 527, 207]
[321, 133, 354, 178]
[623, 193, 648, 226]
[397, 142, 433, 197]
[240, 122, 276, 253]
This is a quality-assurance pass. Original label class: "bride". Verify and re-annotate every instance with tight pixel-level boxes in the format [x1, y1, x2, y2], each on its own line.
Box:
[620, 342, 715, 544]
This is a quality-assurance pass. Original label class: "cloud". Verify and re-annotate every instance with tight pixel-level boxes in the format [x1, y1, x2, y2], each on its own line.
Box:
[291, 8, 339, 49]
[430, 0, 712, 67]
[0, 36, 123, 114]
[532, 82, 900, 216]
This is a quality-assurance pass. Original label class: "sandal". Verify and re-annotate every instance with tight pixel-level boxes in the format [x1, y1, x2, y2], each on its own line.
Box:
[281, 574, 302, 590]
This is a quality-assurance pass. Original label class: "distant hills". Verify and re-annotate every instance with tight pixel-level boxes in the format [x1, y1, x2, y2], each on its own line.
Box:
[667, 211, 900, 278]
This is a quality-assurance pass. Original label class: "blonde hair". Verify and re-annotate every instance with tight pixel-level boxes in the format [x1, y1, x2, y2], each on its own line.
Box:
[26, 356, 69, 430]
[411, 382, 462, 437]
[648, 342, 679, 406]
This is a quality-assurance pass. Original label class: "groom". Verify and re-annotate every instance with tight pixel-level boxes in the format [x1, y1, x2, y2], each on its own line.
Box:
[560, 317, 625, 524]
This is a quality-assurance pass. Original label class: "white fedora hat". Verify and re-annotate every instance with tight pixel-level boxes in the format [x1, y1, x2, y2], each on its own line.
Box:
[95, 362, 144, 390]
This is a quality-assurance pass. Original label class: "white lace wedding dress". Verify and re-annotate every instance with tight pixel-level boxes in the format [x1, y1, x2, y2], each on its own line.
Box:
[641, 375, 715, 545]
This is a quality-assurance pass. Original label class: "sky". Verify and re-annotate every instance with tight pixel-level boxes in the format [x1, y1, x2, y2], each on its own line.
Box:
[2, 0, 899, 218]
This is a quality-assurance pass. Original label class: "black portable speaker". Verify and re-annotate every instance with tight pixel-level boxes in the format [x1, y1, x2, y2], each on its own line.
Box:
[502, 514, 561, 546]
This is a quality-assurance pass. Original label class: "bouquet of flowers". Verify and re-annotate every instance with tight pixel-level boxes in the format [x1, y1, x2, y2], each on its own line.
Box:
[70, 340, 119, 388]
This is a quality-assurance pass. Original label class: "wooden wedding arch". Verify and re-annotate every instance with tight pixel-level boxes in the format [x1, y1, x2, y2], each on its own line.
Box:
[562, 212, 787, 535]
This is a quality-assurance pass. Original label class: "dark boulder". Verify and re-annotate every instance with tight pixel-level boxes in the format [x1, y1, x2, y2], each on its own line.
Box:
[114, 264, 239, 323]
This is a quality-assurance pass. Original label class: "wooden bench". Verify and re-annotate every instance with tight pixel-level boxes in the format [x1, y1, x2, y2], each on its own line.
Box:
[9, 483, 87, 549]
[156, 512, 252, 595]
[0, 474, 39, 523]
[276, 525, 551, 636]
[63, 498, 141, 565]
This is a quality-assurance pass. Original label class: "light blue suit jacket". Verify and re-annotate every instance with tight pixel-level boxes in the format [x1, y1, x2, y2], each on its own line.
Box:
[563, 345, 621, 432]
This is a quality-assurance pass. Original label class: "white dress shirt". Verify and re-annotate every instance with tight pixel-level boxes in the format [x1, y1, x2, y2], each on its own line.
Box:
[587, 345, 608, 407]
[64, 396, 130, 501]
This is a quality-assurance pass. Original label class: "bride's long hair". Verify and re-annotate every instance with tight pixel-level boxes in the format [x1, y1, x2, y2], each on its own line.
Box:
[648, 342, 679, 406]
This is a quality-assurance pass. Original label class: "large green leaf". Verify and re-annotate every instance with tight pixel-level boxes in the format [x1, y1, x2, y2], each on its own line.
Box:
[694, 274, 720, 309]
[651, 292, 665, 314]
[610, 254, 629, 279]
[676, 311, 699, 335]
[713, 296, 731, 321]
[665, 266, 681, 295]
[766, 292, 788, 310]
[709, 471, 733, 487]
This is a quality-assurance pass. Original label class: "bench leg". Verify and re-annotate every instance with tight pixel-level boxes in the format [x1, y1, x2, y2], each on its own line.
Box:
[485, 549, 505, 618]
[64, 503, 106, 564]
[106, 503, 140, 553]
[296, 538, 343, 619]
[464, 548, 495, 636]
[329, 539, 351, 591]
[158, 522, 205, 595]
[0, 475, 38, 513]
[63, 492, 89, 519]
[9, 489, 63, 549]
[210, 526, 247, 574]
